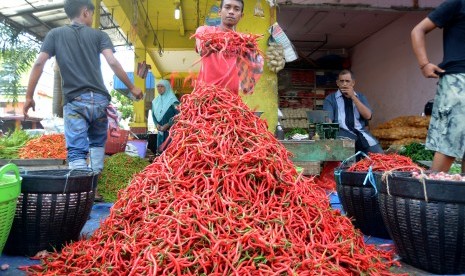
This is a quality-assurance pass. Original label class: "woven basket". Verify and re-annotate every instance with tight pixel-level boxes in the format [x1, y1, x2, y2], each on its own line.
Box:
[105, 129, 129, 155]
[377, 172, 465, 274]
[0, 164, 21, 254]
[4, 169, 98, 256]
[335, 170, 390, 238]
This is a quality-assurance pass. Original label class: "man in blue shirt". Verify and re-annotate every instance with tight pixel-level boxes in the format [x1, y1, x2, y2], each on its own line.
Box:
[323, 70, 383, 155]
[411, 0, 465, 173]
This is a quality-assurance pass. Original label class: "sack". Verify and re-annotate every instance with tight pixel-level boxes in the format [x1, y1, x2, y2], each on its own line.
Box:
[268, 23, 298, 62]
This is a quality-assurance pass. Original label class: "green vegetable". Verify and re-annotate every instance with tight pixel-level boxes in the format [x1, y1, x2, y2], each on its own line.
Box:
[0, 129, 33, 159]
[285, 128, 308, 139]
[399, 142, 434, 162]
[97, 152, 150, 202]
[449, 164, 462, 174]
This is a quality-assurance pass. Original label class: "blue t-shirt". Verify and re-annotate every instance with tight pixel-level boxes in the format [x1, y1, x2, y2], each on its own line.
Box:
[40, 23, 114, 103]
[428, 0, 465, 74]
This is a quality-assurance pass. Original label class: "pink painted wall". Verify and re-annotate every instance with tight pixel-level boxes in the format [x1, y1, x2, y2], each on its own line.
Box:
[350, 11, 442, 127]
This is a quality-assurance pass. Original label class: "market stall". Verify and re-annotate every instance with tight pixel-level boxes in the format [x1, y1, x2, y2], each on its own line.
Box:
[1, 1, 463, 275]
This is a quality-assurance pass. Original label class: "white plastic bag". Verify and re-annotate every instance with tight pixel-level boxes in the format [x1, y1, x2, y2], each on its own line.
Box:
[125, 143, 139, 157]
[40, 116, 65, 134]
[268, 23, 298, 62]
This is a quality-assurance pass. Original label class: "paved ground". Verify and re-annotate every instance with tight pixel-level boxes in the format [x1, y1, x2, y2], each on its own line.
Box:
[0, 195, 456, 275]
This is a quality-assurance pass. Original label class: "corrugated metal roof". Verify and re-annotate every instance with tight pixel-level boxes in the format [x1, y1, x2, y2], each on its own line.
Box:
[0, 0, 129, 46]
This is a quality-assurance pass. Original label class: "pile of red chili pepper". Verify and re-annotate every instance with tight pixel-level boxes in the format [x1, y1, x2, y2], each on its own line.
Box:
[27, 86, 401, 275]
[18, 133, 67, 159]
[314, 161, 341, 191]
[192, 30, 262, 57]
[347, 153, 420, 172]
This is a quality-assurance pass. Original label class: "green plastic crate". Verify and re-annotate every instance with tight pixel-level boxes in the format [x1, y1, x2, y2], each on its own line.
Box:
[0, 163, 21, 254]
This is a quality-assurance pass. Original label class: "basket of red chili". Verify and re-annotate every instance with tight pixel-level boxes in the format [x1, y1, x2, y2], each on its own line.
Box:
[335, 169, 390, 238]
[376, 171, 465, 275]
[4, 169, 98, 256]
[335, 152, 420, 239]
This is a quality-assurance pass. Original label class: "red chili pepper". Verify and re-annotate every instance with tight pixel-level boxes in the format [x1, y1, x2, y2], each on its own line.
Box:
[27, 84, 403, 274]
[347, 152, 420, 172]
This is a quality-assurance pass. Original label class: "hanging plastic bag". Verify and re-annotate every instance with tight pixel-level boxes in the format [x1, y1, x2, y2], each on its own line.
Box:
[268, 23, 298, 62]
[254, 0, 264, 17]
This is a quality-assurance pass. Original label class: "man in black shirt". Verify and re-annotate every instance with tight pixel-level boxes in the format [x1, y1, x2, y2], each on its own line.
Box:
[24, 0, 142, 173]
[411, 0, 465, 173]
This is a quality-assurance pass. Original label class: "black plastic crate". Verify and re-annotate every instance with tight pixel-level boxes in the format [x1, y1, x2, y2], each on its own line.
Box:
[335, 170, 390, 238]
[4, 169, 98, 256]
[377, 172, 465, 275]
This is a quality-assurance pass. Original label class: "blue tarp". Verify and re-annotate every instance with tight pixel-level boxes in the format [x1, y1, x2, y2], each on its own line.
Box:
[113, 72, 155, 90]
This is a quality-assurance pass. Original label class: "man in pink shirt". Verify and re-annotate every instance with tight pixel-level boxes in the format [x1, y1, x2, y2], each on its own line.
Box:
[195, 0, 262, 94]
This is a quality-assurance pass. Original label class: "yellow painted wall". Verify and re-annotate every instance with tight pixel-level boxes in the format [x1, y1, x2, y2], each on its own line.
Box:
[239, 1, 278, 133]
[101, 0, 278, 133]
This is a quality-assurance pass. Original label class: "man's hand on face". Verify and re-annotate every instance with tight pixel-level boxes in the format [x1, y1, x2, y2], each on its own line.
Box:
[337, 73, 356, 99]
[340, 87, 355, 99]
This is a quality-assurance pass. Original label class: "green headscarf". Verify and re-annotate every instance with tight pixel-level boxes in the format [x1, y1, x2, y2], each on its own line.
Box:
[152, 80, 179, 122]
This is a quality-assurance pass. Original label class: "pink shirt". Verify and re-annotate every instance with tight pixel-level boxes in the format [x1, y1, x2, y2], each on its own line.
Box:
[195, 26, 240, 94]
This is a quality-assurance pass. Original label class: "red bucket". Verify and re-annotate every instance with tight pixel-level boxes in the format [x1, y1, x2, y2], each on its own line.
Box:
[104, 130, 129, 155]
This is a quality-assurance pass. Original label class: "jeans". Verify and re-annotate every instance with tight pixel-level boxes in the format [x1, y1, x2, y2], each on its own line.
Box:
[64, 91, 109, 163]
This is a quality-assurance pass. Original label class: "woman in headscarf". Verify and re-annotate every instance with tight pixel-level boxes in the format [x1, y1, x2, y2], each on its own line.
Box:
[152, 80, 179, 153]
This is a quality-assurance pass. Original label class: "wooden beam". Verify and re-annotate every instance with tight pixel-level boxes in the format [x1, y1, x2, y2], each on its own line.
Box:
[101, 0, 148, 46]
[175, 0, 185, 36]
[146, 51, 163, 79]
[102, 0, 166, 80]
[146, 30, 195, 50]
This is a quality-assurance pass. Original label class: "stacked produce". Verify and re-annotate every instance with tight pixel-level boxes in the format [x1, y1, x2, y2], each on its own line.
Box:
[18, 133, 66, 159]
[97, 152, 150, 202]
[27, 85, 399, 275]
[0, 129, 32, 159]
[265, 42, 285, 73]
[281, 108, 311, 129]
[371, 116, 430, 149]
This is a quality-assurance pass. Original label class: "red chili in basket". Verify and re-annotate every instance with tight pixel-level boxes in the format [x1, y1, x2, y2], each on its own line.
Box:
[348, 152, 420, 172]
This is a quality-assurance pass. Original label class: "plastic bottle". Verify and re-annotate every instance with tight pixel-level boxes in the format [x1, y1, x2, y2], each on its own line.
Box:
[147, 110, 156, 133]
[275, 124, 285, 140]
